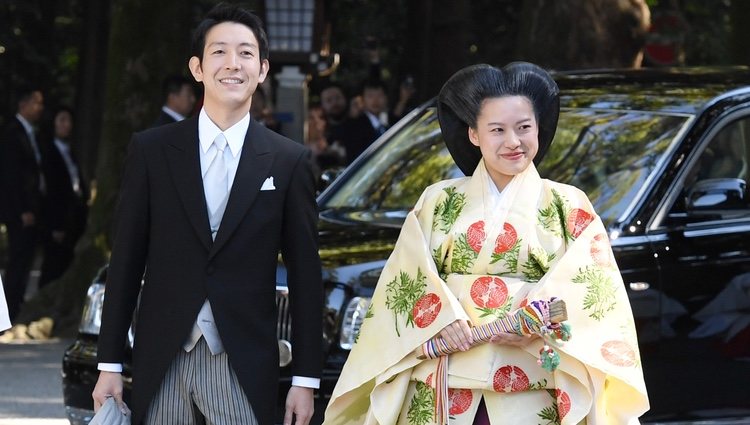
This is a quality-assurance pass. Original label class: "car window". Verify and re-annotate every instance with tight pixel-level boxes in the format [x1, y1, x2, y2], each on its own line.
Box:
[666, 116, 750, 222]
[322, 105, 689, 228]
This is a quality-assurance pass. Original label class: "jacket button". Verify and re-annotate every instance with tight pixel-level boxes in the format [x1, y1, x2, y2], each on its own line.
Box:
[206, 265, 215, 275]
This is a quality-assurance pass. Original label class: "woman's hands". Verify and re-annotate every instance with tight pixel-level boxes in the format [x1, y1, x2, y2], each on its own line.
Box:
[439, 319, 539, 352]
[439, 320, 473, 351]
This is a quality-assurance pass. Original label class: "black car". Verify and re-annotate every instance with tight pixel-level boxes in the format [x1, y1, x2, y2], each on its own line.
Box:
[63, 67, 750, 424]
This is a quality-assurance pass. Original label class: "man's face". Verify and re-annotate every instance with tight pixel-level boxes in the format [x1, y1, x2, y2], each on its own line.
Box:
[170, 84, 196, 116]
[362, 87, 386, 116]
[320, 87, 347, 119]
[19, 91, 44, 123]
[189, 22, 269, 114]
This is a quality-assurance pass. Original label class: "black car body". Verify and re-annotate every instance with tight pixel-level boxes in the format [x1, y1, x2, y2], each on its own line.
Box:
[63, 67, 750, 424]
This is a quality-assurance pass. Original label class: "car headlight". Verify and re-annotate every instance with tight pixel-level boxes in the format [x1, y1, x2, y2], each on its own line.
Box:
[339, 297, 372, 350]
[79, 282, 106, 335]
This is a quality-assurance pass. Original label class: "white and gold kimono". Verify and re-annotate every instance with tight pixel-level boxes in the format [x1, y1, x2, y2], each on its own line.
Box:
[324, 160, 649, 425]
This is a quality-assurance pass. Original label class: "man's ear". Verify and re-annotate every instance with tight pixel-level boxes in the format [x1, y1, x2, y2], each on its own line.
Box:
[188, 56, 203, 82]
[468, 126, 480, 147]
[257, 59, 270, 84]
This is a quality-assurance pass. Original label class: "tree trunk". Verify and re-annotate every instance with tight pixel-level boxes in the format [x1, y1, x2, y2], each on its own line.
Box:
[516, 0, 651, 70]
[18, 0, 195, 336]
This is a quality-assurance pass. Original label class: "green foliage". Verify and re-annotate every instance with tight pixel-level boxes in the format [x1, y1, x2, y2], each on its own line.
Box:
[433, 186, 466, 233]
[475, 295, 513, 319]
[385, 268, 427, 336]
[405, 381, 435, 425]
[572, 265, 617, 320]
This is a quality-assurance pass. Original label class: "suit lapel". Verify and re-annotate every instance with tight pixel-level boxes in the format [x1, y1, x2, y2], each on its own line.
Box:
[209, 119, 274, 260]
[164, 117, 213, 250]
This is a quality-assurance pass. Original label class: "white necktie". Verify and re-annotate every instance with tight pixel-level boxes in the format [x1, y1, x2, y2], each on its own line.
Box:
[185, 133, 231, 354]
[204, 133, 230, 240]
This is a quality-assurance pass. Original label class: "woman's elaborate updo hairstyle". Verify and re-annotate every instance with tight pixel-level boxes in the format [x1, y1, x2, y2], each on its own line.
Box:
[437, 62, 560, 175]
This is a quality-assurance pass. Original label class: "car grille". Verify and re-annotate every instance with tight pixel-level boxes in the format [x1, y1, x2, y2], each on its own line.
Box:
[276, 287, 292, 341]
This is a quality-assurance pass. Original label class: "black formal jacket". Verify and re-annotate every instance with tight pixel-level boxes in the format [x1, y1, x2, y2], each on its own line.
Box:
[0, 117, 44, 224]
[150, 110, 178, 128]
[330, 113, 393, 164]
[97, 116, 323, 425]
[42, 139, 88, 242]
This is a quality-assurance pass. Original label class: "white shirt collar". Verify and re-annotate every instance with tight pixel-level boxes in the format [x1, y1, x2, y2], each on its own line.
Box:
[364, 111, 382, 130]
[198, 108, 249, 158]
[15, 113, 33, 136]
[162, 105, 186, 122]
[54, 138, 70, 151]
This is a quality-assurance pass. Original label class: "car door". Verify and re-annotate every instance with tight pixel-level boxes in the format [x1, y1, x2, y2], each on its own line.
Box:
[646, 110, 750, 420]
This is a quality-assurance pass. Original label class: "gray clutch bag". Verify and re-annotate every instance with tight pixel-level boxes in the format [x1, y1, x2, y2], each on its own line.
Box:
[89, 397, 131, 425]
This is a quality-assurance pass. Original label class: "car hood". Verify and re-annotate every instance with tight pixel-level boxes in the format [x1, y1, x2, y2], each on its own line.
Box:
[276, 208, 403, 293]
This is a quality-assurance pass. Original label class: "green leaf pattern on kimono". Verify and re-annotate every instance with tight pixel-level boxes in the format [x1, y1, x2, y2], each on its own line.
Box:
[490, 239, 522, 275]
[432, 245, 448, 281]
[450, 233, 478, 274]
[405, 381, 435, 425]
[537, 404, 561, 425]
[538, 189, 594, 244]
[521, 246, 556, 282]
[572, 265, 617, 320]
[433, 186, 466, 234]
[353, 304, 374, 344]
[538, 188, 568, 240]
[385, 268, 427, 336]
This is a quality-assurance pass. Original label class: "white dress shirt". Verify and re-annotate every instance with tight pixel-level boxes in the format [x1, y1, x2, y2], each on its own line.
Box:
[53, 138, 82, 196]
[99, 108, 319, 389]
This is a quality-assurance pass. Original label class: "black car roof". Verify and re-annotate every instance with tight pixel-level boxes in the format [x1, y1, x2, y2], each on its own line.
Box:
[552, 66, 750, 115]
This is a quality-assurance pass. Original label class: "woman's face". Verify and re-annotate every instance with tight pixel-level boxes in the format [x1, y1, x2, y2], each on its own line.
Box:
[54, 110, 73, 139]
[468, 96, 538, 191]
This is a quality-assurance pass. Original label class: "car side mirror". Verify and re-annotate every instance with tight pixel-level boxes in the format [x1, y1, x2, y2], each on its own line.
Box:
[685, 178, 748, 217]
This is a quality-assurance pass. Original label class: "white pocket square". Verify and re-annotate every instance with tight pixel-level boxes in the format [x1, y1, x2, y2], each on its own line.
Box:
[260, 176, 276, 191]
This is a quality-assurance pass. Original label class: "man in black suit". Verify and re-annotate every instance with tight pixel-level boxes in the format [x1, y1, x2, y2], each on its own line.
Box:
[92, 5, 323, 425]
[0, 87, 45, 323]
[330, 79, 394, 164]
[151, 75, 196, 127]
[39, 106, 88, 288]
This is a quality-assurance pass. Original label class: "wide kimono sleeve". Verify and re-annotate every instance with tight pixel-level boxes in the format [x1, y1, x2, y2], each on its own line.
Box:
[323, 180, 471, 425]
[527, 183, 649, 424]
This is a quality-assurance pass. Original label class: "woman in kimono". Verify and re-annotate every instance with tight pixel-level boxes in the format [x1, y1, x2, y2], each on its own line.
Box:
[324, 63, 649, 425]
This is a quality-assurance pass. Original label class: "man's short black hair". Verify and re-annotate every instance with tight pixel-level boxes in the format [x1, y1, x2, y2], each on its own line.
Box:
[360, 79, 387, 96]
[321, 82, 347, 96]
[162, 75, 193, 101]
[14, 85, 42, 108]
[191, 2, 269, 63]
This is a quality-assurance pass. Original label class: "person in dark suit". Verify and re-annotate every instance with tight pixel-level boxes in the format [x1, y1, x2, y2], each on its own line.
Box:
[330, 79, 395, 164]
[0, 87, 45, 323]
[91, 5, 323, 425]
[38, 106, 88, 288]
[151, 75, 196, 127]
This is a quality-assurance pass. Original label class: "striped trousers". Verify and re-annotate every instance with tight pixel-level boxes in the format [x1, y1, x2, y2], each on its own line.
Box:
[145, 337, 258, 425]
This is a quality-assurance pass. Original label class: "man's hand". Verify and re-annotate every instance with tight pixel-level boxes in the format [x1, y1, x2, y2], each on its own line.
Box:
[92, 371, 129, 415]
[284, 385, 314, 425]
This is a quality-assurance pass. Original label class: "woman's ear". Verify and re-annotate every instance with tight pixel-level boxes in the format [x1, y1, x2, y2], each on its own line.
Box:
[468, 126, 480, 147]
